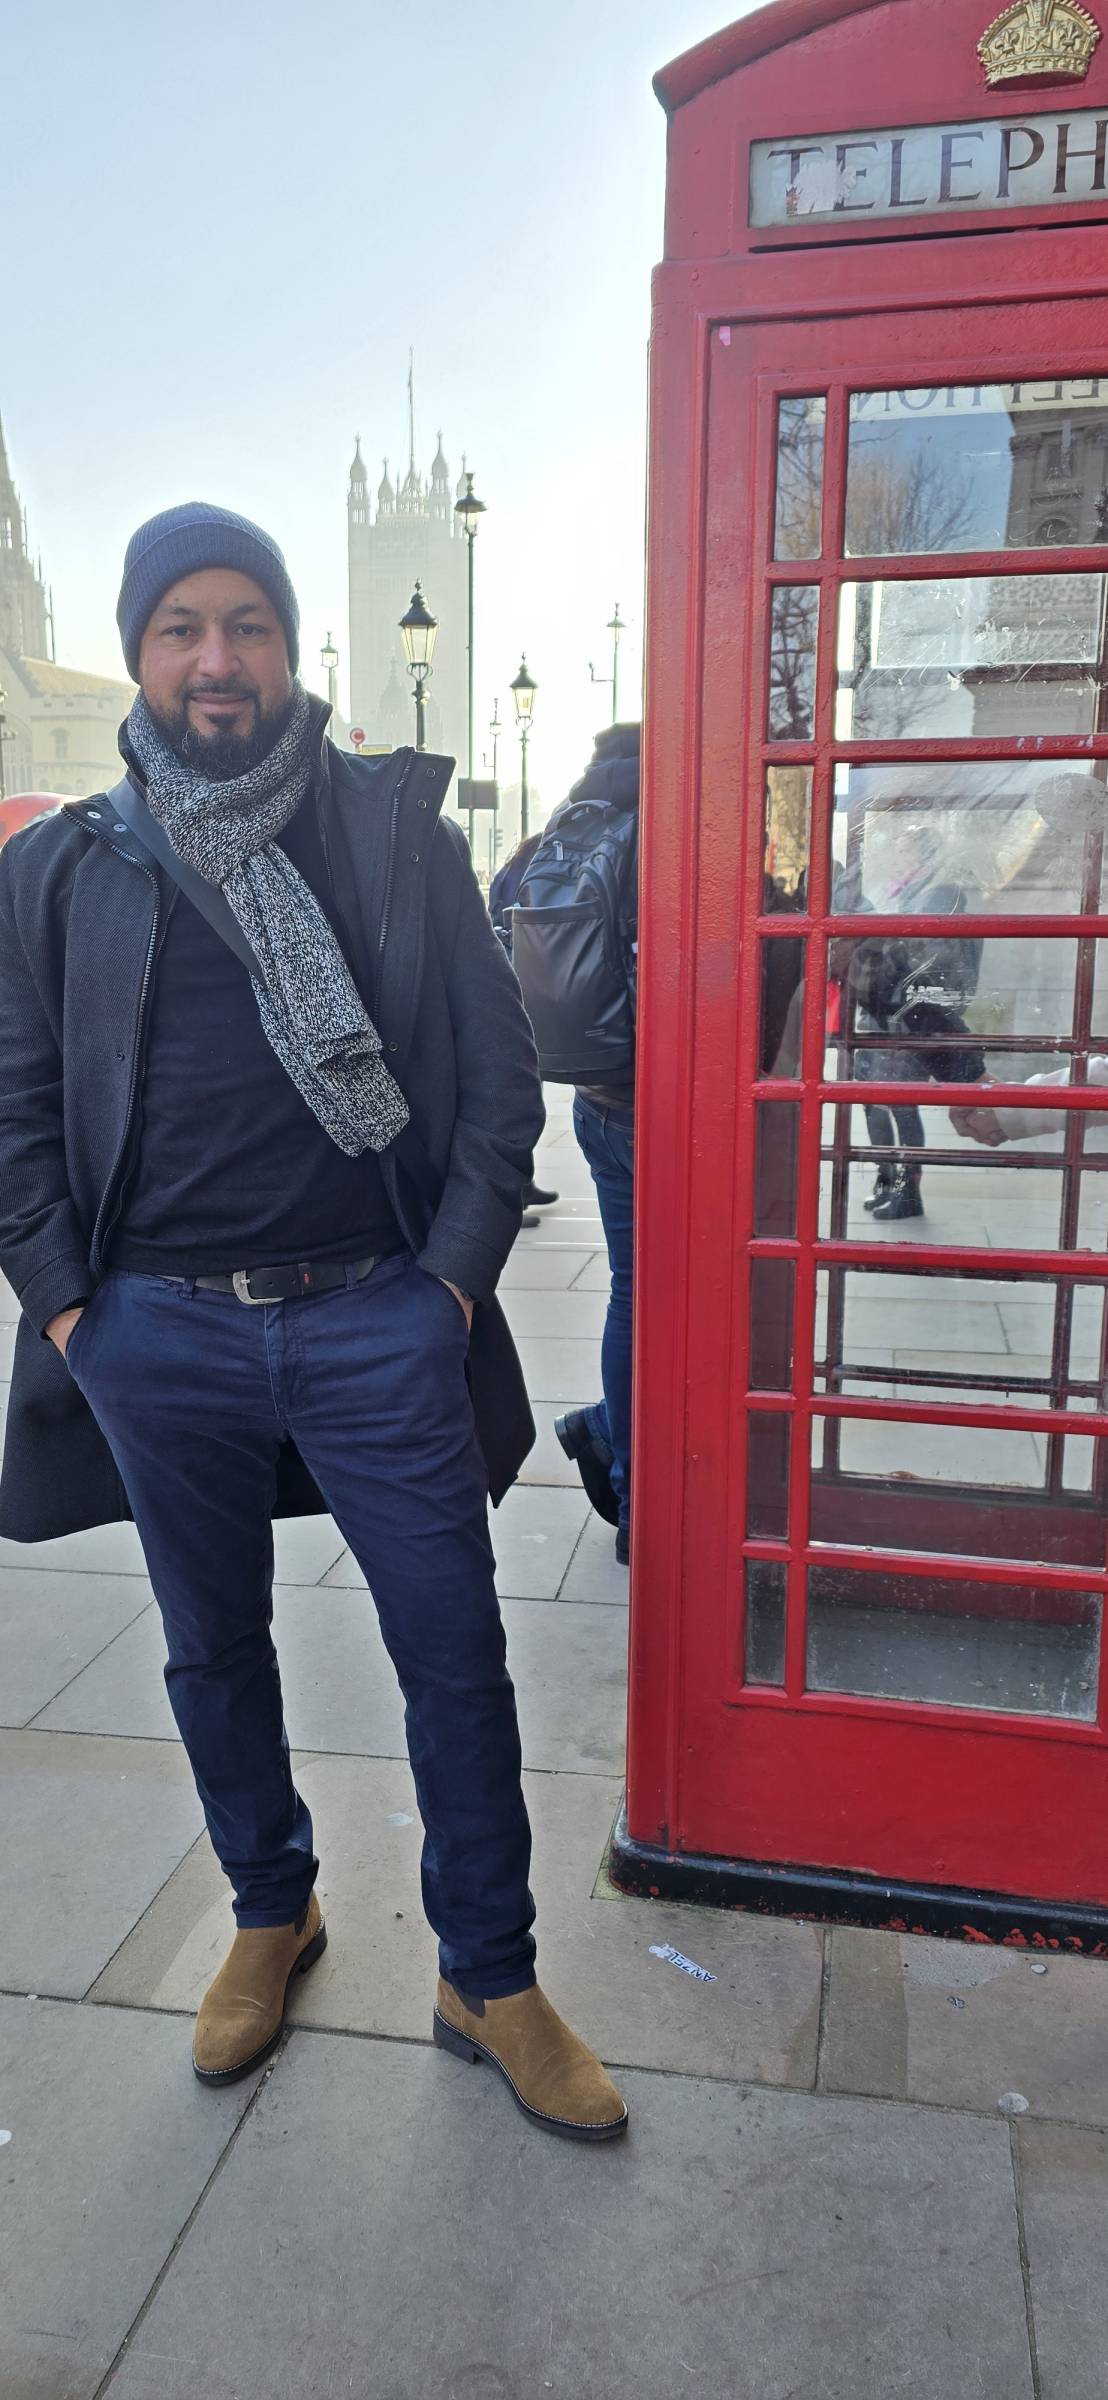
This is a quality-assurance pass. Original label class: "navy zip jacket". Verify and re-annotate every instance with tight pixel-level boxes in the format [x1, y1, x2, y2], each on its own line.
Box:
[0, 702, 544, 1539]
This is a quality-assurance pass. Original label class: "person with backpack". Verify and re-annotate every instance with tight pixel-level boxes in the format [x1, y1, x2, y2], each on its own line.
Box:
[488, 833, 558, 1217]
[489, 833, 542, 949]
[507, 725, 639, 1565]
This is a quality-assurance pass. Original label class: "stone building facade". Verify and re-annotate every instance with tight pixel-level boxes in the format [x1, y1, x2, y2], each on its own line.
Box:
[0, 412, 132, 800]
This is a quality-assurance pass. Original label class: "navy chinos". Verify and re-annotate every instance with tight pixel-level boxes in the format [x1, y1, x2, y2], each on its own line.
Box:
[65, 1252, 537, 1999]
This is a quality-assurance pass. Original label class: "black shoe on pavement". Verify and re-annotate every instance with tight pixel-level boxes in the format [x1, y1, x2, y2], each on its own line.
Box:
[555, 1409, 620, 1527]
[615, 1525, 630, 1567]
[521, 1212, 540, 1230]
[863, 1172, 893, 1213]
[525, 1182, 560, 1207]
[870, 1172, 924, 1221]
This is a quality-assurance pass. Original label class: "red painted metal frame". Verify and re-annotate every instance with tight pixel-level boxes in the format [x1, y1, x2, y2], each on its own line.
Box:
[631, 0, 1108, 1909]
[657, 0, 1108, 261]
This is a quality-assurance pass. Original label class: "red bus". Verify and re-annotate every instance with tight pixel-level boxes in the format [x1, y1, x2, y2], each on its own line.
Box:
[0, 795, 63, 849]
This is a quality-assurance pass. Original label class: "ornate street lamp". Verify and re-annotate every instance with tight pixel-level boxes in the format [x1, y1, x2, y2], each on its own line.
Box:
[510, 656, 537, 840]
[454, 470, 487, 857]
[320, 631, 339, 725]
[399, 582, 438, 752]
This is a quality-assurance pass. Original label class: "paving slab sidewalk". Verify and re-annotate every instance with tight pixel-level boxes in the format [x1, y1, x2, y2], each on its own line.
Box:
[3, 1094, 1108, 2394]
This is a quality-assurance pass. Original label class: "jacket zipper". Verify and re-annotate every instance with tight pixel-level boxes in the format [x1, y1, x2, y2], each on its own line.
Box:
[376, 751, 416, 969]
[315, 749, 416, 1007]
[84, 826, 161, 1271]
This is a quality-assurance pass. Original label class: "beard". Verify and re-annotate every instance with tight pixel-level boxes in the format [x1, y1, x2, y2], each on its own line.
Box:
[150, 686, 297, 781]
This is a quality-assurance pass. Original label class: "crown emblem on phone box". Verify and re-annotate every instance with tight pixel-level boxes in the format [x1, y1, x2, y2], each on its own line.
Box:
[979, 0, 1101, 83]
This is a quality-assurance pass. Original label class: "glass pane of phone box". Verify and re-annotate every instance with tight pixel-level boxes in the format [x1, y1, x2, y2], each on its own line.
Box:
[806, 1561, 1100, 1721]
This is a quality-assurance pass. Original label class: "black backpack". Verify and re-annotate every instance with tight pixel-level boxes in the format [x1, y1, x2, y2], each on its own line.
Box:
[508, 784, 637, 1083]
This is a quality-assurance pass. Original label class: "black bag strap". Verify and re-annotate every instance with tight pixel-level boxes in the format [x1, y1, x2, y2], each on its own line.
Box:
[106, 775, 264, 982]
[104, 776, 448, 1222]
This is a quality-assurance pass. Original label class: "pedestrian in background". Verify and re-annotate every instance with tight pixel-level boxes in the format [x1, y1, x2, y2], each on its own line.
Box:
[489, 831, 559, 1216]
[508, 723, 640, 1564]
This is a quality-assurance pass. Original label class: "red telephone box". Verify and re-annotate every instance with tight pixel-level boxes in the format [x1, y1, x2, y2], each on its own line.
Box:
[616, 0, 1108, 1945]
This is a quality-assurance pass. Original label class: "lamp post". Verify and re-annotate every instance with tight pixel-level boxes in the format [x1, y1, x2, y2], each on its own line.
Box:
[484, 699, 504, 874]
[454, 469, 486, 859]
[510, 656, 537, 840]
[399, 581, 438, 751]
[487, 698, 503, 784]
[588, 602, 625, 724]
[320, 631, 339, 726]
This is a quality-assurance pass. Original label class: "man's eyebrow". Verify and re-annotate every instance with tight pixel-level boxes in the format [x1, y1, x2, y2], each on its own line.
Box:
[157, 599, 274, 619]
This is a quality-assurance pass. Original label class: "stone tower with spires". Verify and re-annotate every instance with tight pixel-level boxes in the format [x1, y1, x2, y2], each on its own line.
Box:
[346, 364, 468, 765]
[0, 415, 50, 663]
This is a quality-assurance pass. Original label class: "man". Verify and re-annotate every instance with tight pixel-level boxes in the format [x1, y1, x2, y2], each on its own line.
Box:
[0, 502, 627, 2142]
[509, 724, 639, 1566]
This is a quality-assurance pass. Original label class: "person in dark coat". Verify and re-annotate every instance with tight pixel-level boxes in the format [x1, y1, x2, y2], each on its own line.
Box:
[489, 832, 559, 1214]
[0, 502, 627, 2142]
[544, 725, 640, 1566]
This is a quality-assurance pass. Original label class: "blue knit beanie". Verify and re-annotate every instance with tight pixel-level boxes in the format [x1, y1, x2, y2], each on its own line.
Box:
[117, 502, 300, 679]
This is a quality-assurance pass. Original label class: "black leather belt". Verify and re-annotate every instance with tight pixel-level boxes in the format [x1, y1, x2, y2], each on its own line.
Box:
[183, 1252, 393, 1306]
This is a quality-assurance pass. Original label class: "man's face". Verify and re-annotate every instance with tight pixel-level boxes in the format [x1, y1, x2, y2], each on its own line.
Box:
[138, 569, 294, 776]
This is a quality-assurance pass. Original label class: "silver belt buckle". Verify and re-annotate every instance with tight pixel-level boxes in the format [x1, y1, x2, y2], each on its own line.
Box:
[232, 1268, 278, 1306]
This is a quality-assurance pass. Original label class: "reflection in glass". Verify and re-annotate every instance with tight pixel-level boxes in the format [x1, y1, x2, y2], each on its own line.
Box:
[822, 1411, 1046, 1491]
[775, 396, 826, 561]
[818, 1109, 1071, 1257]
[750, 1259, 794, 1391]
[830, 761, 1108, 919]
[815, 1265, 1106, 1399]
[1077, 1154, 1108, 1251]
[765, 766, 812, 903]
[835, 925, 1108, 1092]
[806, 1562, 1100, 1720]
[836, 574, 1108, 741]
[809, 1427, 1103, 1564]
[769, 585, 819, 739]
[1064, 1435, 1098, 1494]
[846, 382, 1108, 559]
[825, 932, 1108, 1089]
[811, 1265, 1108, 1561]
[760, 937, 805, 1076]
[755, 1103, 800, 1236]
[745, 1560, 787, 1686]
[747, 1414, 790, 1540]
[828, 929, 985, 1115]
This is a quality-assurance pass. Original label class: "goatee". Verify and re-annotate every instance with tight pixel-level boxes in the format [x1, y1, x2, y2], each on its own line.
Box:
[155, 691, 298, 781]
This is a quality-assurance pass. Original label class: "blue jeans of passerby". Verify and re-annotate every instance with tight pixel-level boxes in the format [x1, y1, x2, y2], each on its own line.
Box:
[65, 1253, 536, 1997]
[572, 1094, 634, 1539]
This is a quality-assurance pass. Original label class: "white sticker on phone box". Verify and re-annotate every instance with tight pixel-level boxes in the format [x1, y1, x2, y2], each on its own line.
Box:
[649, 1943, 716, 1983]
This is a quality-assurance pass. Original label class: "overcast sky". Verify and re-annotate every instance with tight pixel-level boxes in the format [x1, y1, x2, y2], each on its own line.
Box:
[3, 0, 740, 825]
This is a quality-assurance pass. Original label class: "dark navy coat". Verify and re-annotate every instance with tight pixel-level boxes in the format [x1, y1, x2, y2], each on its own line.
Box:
[0, 705, 543, 1539]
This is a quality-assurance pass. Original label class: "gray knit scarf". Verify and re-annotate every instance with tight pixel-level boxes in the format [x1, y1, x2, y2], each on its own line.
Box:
[125, 683, 410, 1157]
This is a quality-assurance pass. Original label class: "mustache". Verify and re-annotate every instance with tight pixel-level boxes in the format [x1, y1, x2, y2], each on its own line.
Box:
[186, 683, 258, 701]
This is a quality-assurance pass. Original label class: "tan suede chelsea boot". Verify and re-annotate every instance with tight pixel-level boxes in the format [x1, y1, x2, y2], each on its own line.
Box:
[433, 1978, 629, 2141]
[193, 1892, 327, 2085]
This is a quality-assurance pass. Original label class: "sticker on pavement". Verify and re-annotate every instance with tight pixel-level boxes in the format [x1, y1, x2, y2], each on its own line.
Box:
[649, 1943, 716, 1983]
